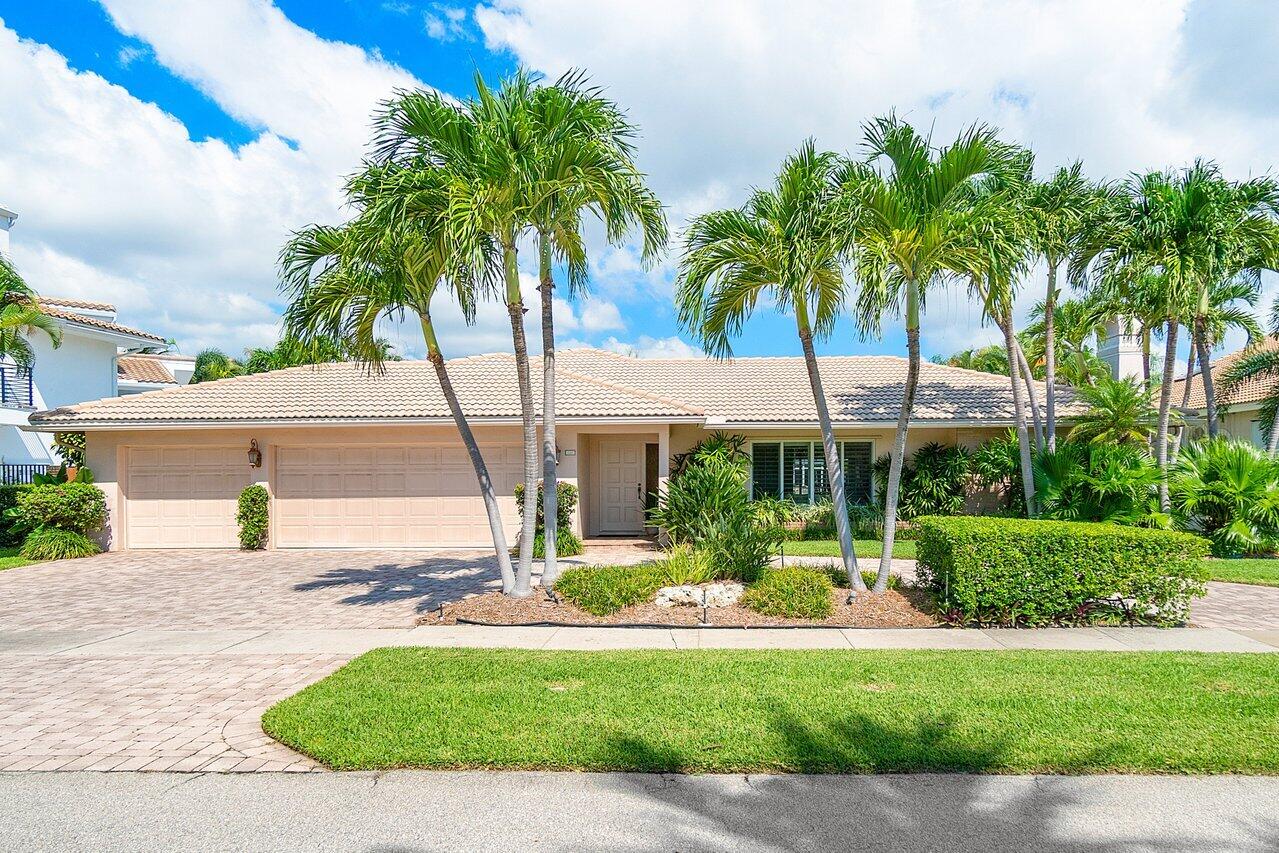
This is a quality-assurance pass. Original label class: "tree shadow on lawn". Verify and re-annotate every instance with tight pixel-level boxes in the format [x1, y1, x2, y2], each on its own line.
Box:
[292, 555, 503, 613]
[605, 713, 1279, 852]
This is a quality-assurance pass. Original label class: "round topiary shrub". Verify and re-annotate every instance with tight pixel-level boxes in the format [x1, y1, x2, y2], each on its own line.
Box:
[235, 484, 270, 550]
[12, 482, 107, 536]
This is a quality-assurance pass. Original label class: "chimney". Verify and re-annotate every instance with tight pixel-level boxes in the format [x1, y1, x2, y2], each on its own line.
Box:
[0, 205, 15, 258]
[1098, 317, 1144, 382]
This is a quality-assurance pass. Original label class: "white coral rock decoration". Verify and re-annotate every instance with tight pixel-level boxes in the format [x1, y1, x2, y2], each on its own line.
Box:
[654, 583, 744, 608]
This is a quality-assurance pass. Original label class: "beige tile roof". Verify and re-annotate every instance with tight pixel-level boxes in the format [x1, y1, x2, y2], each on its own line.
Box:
[40, 296, 117, 312]
[31, 348, 1081, 428]
[117, 356, 176, 385]
[557, 349, 1083, 424]
[40, 306, 166, 343]
[1172, 339, 1279, 410]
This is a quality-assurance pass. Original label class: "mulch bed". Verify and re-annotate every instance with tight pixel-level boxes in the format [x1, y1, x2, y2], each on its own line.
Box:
[422, 585, 939, 628]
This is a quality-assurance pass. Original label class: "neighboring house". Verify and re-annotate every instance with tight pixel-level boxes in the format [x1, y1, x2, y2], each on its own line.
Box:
[118, 353, 196, 395]
[0, 209, 192, 472]
[1172, 339, 1279, 448]
[27, 348, 1081, 551]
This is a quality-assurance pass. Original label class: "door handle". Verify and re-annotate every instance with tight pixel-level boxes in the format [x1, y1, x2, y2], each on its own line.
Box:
[636, 483, 643, 501]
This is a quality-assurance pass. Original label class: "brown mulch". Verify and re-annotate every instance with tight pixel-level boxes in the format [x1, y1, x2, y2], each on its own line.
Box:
[422, 585, 939, 628]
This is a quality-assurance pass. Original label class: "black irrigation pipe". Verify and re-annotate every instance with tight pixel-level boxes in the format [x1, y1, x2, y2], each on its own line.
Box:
[452, 617, 950, 630]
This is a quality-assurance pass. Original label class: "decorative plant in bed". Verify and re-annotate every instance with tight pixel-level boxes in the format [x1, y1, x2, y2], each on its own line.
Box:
[430, 435, 937, 628]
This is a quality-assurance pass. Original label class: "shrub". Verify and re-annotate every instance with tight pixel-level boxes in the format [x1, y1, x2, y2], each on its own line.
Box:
[817, 564, 900, 591]
[514, 481, 583, 557]
[1035, 442, 1161, 526]
[659, 545, 716, 586]
[1170, 438, 1279, 557]
[649, 454, 779, 581]
[20, 528, 99, 561]
[971, 430, 1026, 516]
[743, 567, 834, 619]
[915, 515, 1209, 626]
[11, 482, 106, 536]
[0, 484, 33, 546]
[236, 484, 269, 550]
[873, 443, 970, 519]
[554, 564, 666, 616]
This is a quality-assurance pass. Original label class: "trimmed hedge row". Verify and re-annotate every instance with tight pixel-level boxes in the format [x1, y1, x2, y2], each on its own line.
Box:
[915, 516, 1209, 626]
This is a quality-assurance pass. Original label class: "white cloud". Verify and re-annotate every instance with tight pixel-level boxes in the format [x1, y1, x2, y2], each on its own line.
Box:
[424, 5, 470, 42]
[475, 0, 1279, 356]
[116, 44, 147, 68]
[600, 334, 702, 359]
[578, 298, 624, 332]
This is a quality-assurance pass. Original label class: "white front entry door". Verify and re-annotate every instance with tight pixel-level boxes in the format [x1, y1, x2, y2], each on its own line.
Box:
[598, 440, 645, 534]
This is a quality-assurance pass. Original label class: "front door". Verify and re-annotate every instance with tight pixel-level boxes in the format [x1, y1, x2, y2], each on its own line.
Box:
[599, 439, 645, 534]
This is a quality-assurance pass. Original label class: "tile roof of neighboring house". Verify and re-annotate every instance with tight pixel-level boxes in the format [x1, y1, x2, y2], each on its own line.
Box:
[117, 356, 177, 385]
[29, 348, 1082, 428]
[38, 305, 166, 344]
[39, 296, 117, 312]
[1172, 339, 1279, 410]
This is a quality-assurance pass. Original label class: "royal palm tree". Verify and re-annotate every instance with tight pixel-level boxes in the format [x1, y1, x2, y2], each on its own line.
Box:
[843, 115, 1018, 592]
[523, 73, 666, 586]
[371, 70, 658, 596]
[278, 176, 519, 594]
[1071, 163, 1260, 510]
[677, 141, 866, 594]
[1023, 163, 1108, 450]
[0, 256, 62, 368]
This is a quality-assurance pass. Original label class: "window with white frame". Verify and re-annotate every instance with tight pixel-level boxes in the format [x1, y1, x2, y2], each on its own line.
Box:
[750, 440, 873, 504]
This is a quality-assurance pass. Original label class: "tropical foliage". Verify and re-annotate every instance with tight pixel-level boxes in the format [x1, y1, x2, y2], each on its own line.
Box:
[1033, 442, 1162, 526]
[1170, 438, 1279, 557]
[0, 254, 61, 369]
[1068, 375, 1164, 445]
[872, 443, 971, 519]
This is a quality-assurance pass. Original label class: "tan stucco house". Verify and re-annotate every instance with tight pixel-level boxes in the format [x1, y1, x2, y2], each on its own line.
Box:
[1172, 340, 1278, 448]
[27, 348, 1077, 551]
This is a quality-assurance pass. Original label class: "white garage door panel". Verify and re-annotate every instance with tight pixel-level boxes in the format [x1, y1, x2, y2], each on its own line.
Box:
[274, 444, 521, 548]
[126, 446, 252, 549]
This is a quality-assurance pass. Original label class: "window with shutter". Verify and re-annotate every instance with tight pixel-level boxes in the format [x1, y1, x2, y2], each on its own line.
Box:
[750, 443, 780, 499]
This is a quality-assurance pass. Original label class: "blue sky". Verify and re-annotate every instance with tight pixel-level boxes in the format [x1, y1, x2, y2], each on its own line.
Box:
[0, 1, 1276, 364]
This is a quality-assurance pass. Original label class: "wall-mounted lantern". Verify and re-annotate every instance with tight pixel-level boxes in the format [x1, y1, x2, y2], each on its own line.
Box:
[247, 439, 262, 468]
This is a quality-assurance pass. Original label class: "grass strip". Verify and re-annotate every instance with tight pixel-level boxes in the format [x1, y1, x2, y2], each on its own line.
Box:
[263, 648, 1279, 774]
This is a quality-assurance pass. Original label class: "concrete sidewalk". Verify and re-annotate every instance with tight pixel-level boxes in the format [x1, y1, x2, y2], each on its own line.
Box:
[2, 625, 1277, 655]
[3, 770, 1276, 852]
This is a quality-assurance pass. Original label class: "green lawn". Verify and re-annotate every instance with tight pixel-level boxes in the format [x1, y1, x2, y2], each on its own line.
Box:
[1207, 558, 1279, 587]
[263, 648, 1279, 774]
[779, 539, 916, 559]
[0, 546, 32, 571]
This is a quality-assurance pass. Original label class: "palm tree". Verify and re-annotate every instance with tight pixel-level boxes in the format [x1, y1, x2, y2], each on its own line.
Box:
[1070, 163, 1269, 510]
[677, 141, 866, 594]
[242, 335, 397, 374]
[1219, 295, 1279, 454]
[934, 345, 1007, 375]
[522, 73, 666, 586]
[1024, 296, 1111, 387]
[278, 177, 519, 594]
[0, 256, 62, 368]
[965, 149, 1038, 512]
[1068, 374, 1165, 445]
[843, 115, 1018, 591]
[191, 349, 244, 383]
[1022, 163, 1107, 450]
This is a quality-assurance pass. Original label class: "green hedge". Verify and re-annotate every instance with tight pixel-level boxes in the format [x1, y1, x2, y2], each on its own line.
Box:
[236, 484, 269, 550]
[0, 484, 33, 545]
[915, 516, 1209, 626]
[554, 565, 666, 616]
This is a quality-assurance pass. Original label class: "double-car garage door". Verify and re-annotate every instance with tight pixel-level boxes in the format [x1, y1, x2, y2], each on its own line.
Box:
[123, 443, 522, 549]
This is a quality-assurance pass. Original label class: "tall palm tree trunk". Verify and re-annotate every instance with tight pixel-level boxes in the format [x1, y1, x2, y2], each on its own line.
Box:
[1172, 346, 1196, 457]
[503, 241, 538, 598]
[421, 316, 516, 593]
[1155, 319, 1179, 511]
[1044, 261, 1058, 451]
[1269, 418, 1279, 456]
[878, 281, 920, 588]
[1016, 341, 1044, 452]
[1193, 315, 1218, 438]
[537, 233, 561, 586]
[796, 304, 865, 595]
[1141, 327, 1152, 387]
[1003, 318, 1037, 515]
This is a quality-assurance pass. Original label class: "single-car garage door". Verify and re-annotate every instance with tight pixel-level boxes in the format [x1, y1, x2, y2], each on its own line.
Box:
[124, 446, 253, 548]
[273, 444, 522, 548]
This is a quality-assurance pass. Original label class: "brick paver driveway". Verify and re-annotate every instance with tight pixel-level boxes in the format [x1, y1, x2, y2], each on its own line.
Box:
[0, 546, 655, 773]
[0, 549, 519, 630]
